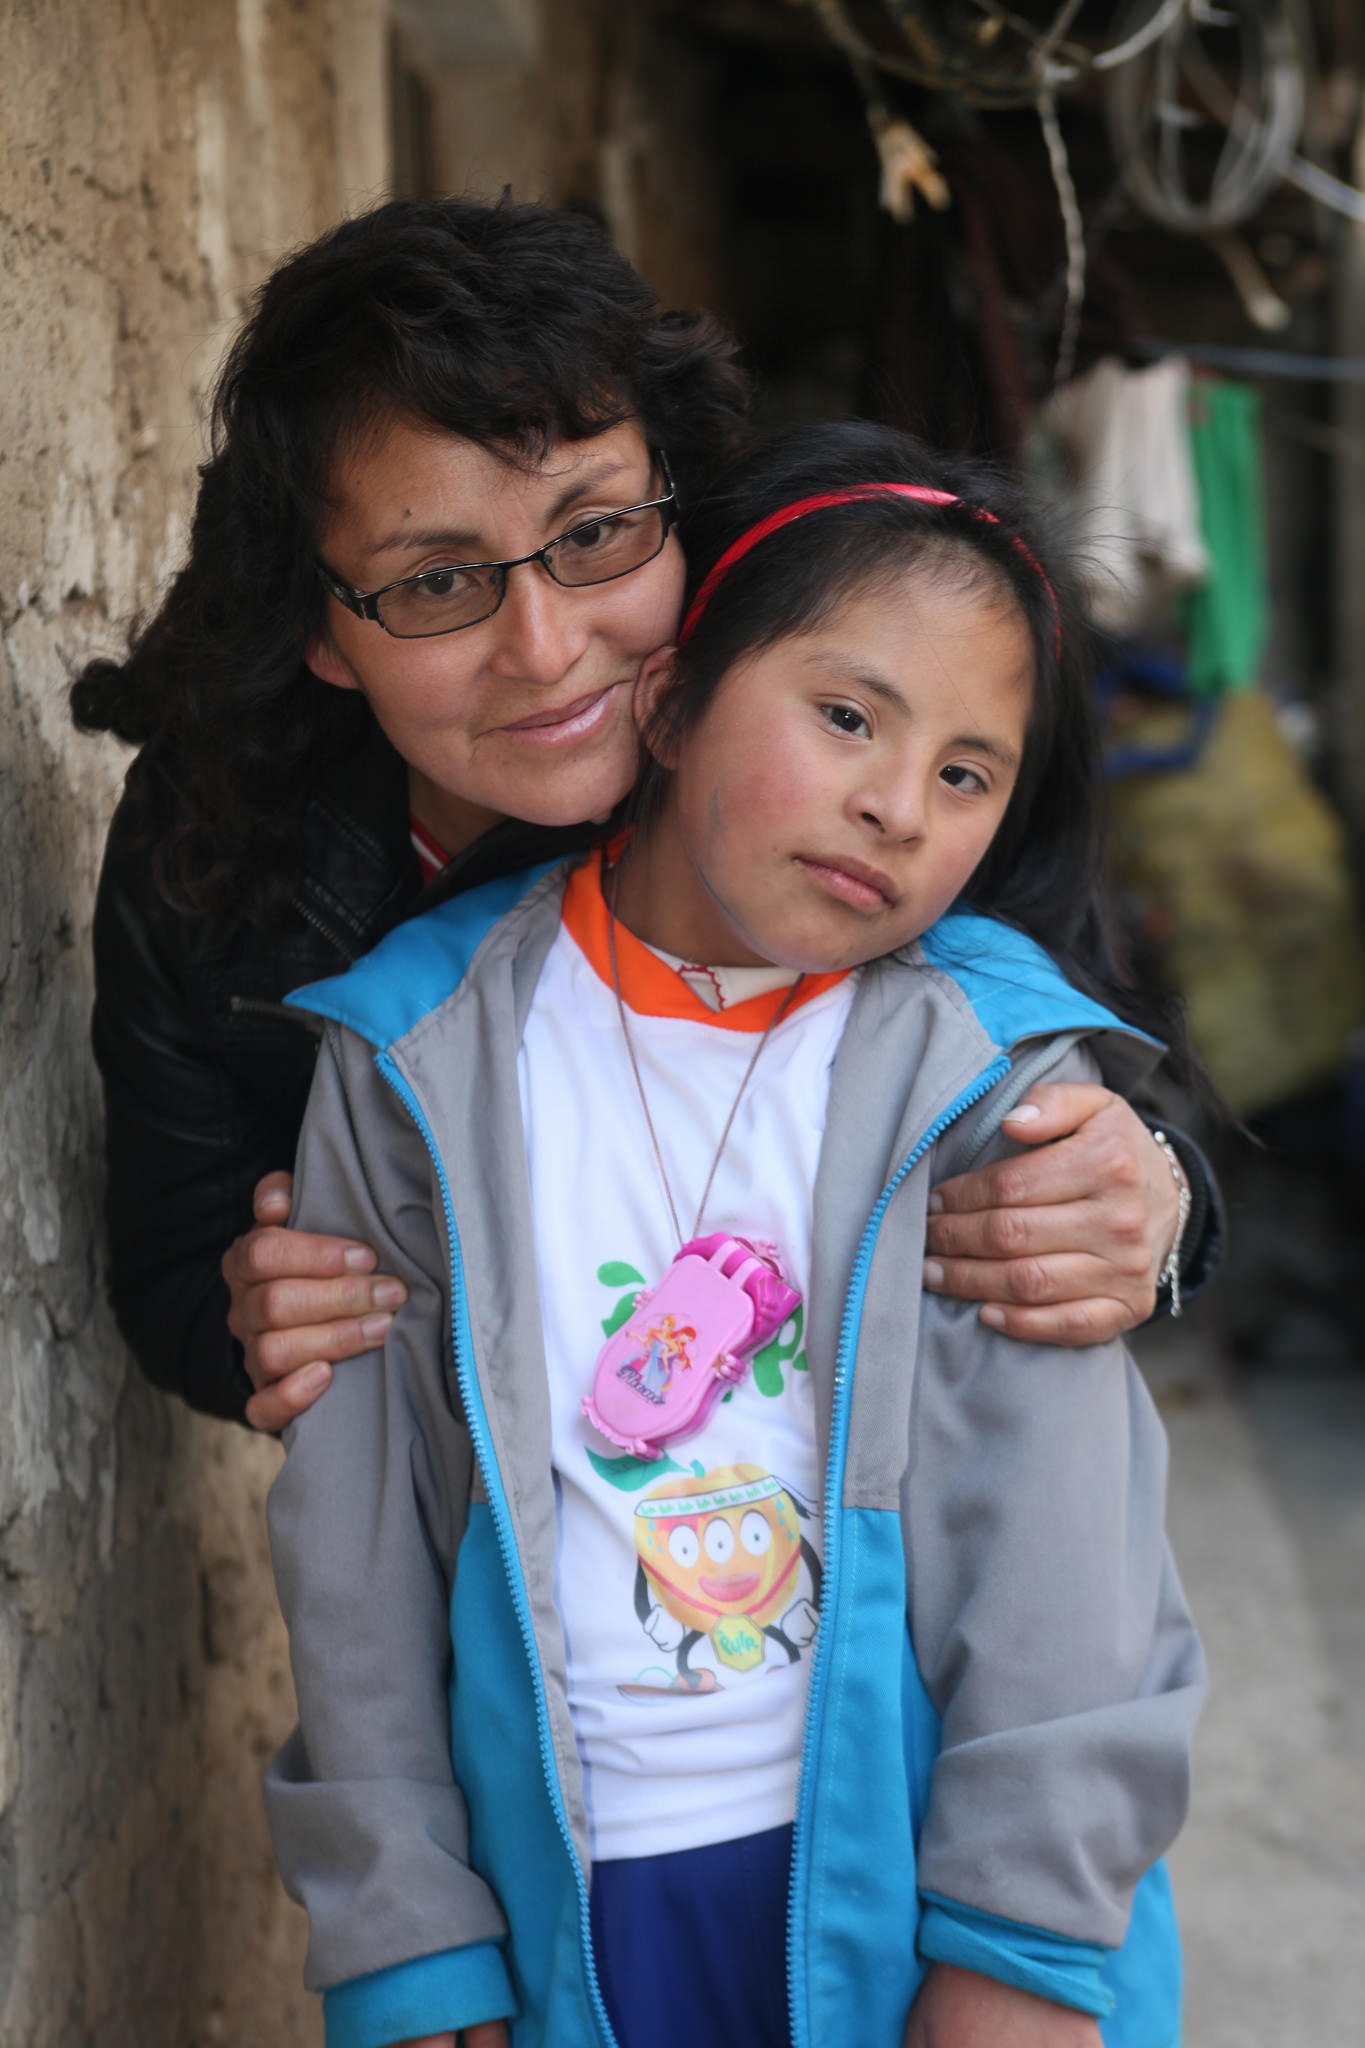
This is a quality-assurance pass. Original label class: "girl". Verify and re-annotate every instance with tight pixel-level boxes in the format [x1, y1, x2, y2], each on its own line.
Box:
[264, 422, 1204, 2048]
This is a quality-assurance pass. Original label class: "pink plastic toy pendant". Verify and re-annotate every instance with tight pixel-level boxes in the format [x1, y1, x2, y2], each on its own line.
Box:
[583, 1233, 801, 1460]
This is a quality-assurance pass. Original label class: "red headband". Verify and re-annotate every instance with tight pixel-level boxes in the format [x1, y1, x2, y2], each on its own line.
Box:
[677, 483, 1061, 660]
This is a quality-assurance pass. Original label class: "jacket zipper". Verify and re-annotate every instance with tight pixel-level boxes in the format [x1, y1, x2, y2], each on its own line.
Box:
[295, 894, 362, 961]
[377, 1053, 619, 2048]
[784, 1053, 1012, 2048]
[382, 1037, 1009, 2048]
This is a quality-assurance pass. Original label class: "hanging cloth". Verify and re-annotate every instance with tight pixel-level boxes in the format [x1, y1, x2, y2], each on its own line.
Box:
[1182, 379, 1266, 698]
[1040, 355, 1210, 634]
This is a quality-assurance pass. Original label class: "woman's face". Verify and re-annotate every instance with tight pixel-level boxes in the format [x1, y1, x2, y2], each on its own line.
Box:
[309, 415, 685, 853]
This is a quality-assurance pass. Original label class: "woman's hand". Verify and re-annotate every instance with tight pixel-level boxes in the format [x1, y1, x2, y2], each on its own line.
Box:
[223, 1170, 408, 1432]
[923, 1083, 1183, 1346]
[903, 1964, 1102, 2048]
[392, 2026, 508, 2047]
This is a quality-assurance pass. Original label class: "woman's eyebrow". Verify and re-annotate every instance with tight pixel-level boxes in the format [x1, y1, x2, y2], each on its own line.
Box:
[365, 524, 484, 560]
[542, 457, 637, 527]
[365, 458, 638, 562]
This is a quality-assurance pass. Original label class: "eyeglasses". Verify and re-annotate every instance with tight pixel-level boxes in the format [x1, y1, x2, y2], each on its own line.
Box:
[316, 454, 679, 639]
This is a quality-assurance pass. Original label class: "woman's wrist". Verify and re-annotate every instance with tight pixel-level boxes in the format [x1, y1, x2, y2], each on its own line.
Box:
[1148, 1130, 1192, 1317]
[1138, 1117, 1221, 1311]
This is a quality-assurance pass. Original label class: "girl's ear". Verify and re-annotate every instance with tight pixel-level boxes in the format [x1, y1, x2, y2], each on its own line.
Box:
[633, 645, 681, 767]
[305, 630, 361, 692]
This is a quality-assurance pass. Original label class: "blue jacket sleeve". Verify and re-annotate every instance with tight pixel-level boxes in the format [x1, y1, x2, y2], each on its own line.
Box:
[323, 1941, 515, 2048]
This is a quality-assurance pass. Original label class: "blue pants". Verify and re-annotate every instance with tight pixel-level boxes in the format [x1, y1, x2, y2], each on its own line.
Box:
[590, 1823, 794, 2048]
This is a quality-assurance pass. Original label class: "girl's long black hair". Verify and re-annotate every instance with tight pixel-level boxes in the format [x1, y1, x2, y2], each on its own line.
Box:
[642, 419, 1193, 1071]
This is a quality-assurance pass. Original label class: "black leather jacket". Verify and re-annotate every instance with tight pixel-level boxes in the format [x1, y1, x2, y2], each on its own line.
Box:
[92, 727, 1222, 1425]
[91, 728, 594, 1421]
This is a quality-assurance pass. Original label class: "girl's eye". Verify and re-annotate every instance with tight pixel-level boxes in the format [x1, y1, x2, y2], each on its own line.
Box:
[821, 703, 870, 738]
[940, 763, 989, 794]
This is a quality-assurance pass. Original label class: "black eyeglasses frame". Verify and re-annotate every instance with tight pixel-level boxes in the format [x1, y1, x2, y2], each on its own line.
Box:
[315, 452, 679, 639]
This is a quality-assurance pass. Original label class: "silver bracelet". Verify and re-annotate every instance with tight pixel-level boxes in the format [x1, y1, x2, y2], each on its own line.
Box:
[1150, 1131, 1193, 1319]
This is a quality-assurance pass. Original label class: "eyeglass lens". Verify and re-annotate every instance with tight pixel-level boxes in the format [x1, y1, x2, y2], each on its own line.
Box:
[376, 504, 668, 638]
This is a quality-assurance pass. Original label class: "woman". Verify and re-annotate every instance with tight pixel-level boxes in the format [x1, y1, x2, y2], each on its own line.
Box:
[73, 196, 1218, 1434]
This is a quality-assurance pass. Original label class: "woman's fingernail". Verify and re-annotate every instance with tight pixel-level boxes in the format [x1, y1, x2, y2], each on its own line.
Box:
[1003, 1102, 1042, 1124]
[927, 1190, 945, 1215]
[922, 1260, 944, 1288]
[344, 1246, 377, 1271]
[980, 1306, 1007, 1329]
[360, 1312, 394, 1343]
[301, 1362, 332, 1393]
[372, 1279, 407, 1309]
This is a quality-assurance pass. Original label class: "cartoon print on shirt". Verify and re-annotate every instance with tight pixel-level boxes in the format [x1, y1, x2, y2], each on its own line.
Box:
[618, 1311, 697, 1403]
[620, 1464, 822, 1697]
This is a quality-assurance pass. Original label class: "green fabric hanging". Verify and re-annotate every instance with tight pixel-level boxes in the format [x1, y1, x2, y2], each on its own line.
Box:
[1182, 379, 1265, 698]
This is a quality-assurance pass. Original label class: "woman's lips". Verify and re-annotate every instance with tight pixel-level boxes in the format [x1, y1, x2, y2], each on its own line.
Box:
[497, 683, 620, 746]
[794, 854, 897, 912]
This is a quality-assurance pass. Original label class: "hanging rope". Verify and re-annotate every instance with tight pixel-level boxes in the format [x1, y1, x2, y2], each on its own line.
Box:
[1037, 76, 1087, 387]
[802, 0, 1197, 112]
[1106, 0, 1304, 231]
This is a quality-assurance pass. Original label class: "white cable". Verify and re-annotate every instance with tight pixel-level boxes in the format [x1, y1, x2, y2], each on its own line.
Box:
[1090, 0, 1190, 73]
[1038, 83, 1087, 386]
[1127, 4, 1365, 231]
[807, 0, 1201, 110]
[1283, 152, 1365, 227]
[958, 0, 1194, 88]
[1033, 0, 1089, 73]
[1107, 0, 1303, 231]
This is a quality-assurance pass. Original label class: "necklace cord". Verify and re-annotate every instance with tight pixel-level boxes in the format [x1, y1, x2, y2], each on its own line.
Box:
[606, 864, 804, 1248]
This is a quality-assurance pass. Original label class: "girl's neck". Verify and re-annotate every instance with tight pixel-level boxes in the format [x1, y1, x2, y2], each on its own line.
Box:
[610, 813, 769, 967]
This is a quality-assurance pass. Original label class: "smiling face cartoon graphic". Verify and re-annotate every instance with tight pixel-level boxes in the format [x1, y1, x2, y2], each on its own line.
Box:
[633, 1464, 805, 1671]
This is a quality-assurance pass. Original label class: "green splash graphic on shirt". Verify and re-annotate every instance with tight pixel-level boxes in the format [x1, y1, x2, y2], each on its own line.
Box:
[752, 1304, 806, 1396]
[585, 1447, 707, 1492]
[594, 1260, 806, 1401]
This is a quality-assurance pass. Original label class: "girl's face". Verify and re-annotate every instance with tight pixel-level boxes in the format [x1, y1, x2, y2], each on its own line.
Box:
[630, 570, 1034, 972]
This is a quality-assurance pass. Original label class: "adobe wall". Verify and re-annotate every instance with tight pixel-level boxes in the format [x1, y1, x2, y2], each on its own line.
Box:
[0, 3, 387, 2041]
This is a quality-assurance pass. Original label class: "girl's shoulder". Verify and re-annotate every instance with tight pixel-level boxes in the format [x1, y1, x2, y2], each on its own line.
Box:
[914, 911, 1152, 1052]
[284, 857, 571, 1054]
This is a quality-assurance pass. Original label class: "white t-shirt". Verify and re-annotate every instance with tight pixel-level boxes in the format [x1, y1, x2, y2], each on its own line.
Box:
[516, 852, 856, 1861]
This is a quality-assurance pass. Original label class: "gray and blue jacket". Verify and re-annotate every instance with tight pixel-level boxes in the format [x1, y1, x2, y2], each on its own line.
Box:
[265, 860, 1206, 2048]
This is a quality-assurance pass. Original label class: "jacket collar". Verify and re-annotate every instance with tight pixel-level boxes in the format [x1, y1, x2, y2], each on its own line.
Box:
[291, 855, 1159, 1081]
[292, 719, 601, 963]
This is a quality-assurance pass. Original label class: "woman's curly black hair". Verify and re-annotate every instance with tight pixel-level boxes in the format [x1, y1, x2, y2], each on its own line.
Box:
[72, 195, 752, 921]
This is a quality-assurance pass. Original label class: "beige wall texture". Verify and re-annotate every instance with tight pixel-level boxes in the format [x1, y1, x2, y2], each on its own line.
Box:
[0, 2, 723, 2043]
[0, 2, 388, 2043]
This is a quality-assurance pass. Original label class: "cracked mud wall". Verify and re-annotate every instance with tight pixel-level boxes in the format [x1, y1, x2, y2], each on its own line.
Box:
[0, 4, 387, 2042]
